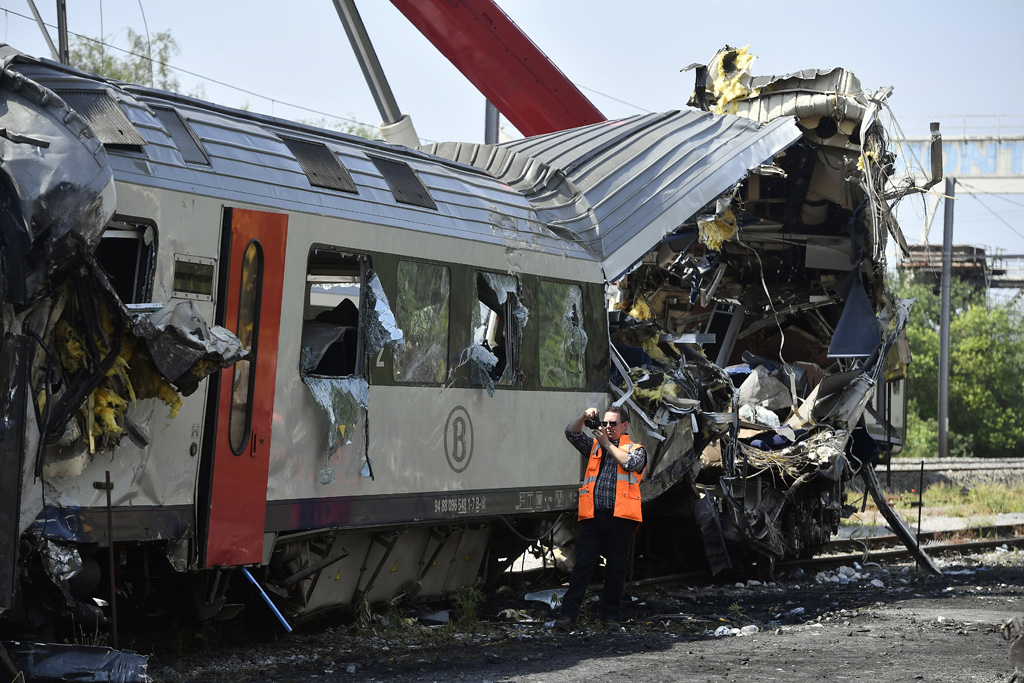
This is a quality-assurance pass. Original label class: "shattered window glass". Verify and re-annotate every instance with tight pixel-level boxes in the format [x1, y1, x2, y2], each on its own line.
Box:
[393, 261, 450, 383]
[363, 270, 405, 357]
[538, 281, 588, 388]
[301, 375, 371, 481]
[471, 272, 527, 388]
[301, 249, 363, 377]
[229, 240, 262, 454]
[94, 218, 156, 304]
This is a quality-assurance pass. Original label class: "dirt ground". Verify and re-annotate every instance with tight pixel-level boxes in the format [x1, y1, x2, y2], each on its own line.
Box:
[150, 547, 1024, 683]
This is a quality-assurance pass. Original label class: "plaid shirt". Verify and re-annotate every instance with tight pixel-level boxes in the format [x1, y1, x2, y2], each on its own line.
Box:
[565, 429, 647, 511]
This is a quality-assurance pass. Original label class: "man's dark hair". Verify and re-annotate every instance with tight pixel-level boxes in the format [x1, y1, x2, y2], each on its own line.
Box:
[604, 406, 628, 423]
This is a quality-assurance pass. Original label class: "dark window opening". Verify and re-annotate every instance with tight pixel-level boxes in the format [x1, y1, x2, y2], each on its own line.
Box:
[173, 257, 215, 300]
[302, 249, 365, 377]
[95, 219, 156, 304]
[474, 272, 522, 386]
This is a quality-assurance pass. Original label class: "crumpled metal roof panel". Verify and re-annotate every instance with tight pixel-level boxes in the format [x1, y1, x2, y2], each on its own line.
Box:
[425, 109, 802, 279]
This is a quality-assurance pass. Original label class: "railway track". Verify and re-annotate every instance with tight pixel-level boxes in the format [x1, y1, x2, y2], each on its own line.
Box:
[798, 523, 1024, 572]
[879, 458, 1024, 471]
[616, 523, 1024, 591]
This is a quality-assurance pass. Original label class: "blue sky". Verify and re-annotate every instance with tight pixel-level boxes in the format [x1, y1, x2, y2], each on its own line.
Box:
[3, 0, 1023, 260]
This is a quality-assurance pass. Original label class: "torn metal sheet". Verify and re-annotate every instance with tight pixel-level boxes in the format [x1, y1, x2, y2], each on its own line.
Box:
[423, 110, 803, 280]
[132, 300, 248, 396]
[41, 541, 83, 583]
[563, 48, 931, 573]
[300, 375, 370, 480]
[0, 50, 116, 308]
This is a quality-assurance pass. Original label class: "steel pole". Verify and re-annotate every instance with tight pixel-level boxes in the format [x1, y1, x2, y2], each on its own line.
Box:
[333, 0, 402, 125]
[25, 1, 59, 61]
[484, 101, 500, 145]
[55, 0, 68, 65]
[938, 177, 955, 458]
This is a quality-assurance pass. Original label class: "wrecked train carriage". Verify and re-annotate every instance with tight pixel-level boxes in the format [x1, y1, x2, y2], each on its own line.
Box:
[0, 47, 613, 630]
[0, 43, 918, 634]
[427, 53, 917, 575]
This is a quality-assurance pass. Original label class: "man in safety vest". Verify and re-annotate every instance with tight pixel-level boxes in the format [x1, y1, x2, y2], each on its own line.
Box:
[554, 406, 646, 632]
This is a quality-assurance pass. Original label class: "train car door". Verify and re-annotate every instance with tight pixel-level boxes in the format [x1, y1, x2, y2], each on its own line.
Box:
[203, 208, 287, 567]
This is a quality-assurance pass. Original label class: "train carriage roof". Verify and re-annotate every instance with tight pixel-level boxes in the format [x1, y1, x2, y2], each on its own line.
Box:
[0, 46, 594, 264]
[423, 111, 802, 281]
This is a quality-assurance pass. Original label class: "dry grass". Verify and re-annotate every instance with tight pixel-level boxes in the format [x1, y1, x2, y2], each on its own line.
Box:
[889, 483, 1024, 517]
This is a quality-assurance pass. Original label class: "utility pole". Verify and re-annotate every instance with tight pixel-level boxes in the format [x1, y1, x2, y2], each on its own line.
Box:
[938, 177, 955, 458]
[56, 0, 68, 65]
[25, 0, 59, 61]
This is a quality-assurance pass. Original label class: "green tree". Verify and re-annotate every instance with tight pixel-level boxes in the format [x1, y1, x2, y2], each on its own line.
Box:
[303, 116, 381, 140]
[68, 29, 205, 97]
[893, 271, 1024, 457]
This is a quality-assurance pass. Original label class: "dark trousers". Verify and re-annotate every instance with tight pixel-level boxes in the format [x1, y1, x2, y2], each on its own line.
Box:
[559, 510, 637, 621]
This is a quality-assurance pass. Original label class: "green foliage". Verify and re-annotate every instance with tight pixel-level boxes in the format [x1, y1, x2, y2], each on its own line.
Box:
[302, 117, 382, 140]
[354, 592, 372, 630]
[450, 580, 484, 632]
[70, 29, 180, 89]
[890, 482, 1024, 517]
[892, 272, 1024, 457]
[69, 29, 206, 99]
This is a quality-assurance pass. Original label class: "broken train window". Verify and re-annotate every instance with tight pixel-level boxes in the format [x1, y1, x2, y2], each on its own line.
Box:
[94, 217, 156, 304]
[471, 272, 526, 387]
[301, 248, 366, 377]
[393, 260, 450, 384]
[538, 281, 587, 388]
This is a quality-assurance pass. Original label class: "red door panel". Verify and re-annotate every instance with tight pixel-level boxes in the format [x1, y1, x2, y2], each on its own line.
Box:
[204, 208, 287, 567]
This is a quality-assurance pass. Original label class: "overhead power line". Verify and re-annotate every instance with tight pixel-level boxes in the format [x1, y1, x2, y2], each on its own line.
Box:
[0, 6, 378, 131]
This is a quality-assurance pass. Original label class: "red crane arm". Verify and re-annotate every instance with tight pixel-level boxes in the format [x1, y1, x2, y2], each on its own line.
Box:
[389, 0, 606, 136]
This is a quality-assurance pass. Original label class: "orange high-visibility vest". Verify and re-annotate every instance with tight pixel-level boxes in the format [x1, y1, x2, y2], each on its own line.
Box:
[577, 435, 643, 522]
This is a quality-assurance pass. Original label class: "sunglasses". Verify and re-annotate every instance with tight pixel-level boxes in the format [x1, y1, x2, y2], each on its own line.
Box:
[600, 421, 619, 427]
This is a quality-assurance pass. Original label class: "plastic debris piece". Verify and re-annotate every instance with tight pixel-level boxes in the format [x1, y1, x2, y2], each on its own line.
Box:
[3, 641, 149, 682]
[524, 589, 566, 609]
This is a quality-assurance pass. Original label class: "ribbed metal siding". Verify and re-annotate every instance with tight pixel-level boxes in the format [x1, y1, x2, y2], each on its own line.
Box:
[55, 89, 146, 147]
[368, 155, 437, 210]
[152, 106, 209, 165]
[280, 136, 358, 193]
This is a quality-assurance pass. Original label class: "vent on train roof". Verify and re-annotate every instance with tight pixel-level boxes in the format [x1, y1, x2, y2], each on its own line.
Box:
[56, 89, 146, 149]
[368, 155, 437, 210]
[280, 136, 358, 193]
[152, 106, 209, 165]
